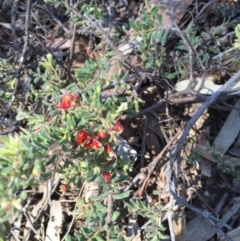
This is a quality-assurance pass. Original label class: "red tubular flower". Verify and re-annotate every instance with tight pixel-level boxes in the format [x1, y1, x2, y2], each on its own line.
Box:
[84, 137, 102, 150]
[60, 93, 79, 110]
[113, 121, 124, 133]
[102, 171, 111, 183]
[104, 144, 115, 158]
[76, 130, 89, 146]
[97, 129, 108, 139]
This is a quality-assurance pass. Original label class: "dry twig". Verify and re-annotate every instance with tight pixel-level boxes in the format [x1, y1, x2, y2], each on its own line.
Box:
[135, 128, 182, 198]
[1, 0, 32, 122]
[140, 116, 148, 168]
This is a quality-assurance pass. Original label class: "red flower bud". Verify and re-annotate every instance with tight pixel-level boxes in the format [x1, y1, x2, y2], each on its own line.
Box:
[97, 129, 108, 139]
[76, 130, 89, 146]
[102, 171, 111, 183]
[59, 184, 68, 193]
[60, 93, 79, 110]
[113, 121, 124, 132]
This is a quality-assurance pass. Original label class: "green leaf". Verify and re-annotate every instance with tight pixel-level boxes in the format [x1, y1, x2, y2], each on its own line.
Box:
[22, 162, 31, 171]
[0, 157, 10, 164]
[72, 150, 85, 159]
[46, 154, 57, 165]
[0, 167, 13, 176]
[114, 174, 128, 183]
[94, 202, 107, 213]
[113, 190, 130, 200]
[116, 102, 128, 113]
[0, 136, 11, 148]
[151, 5, 161, 17]
[101, 97, 112, 110]
[9, 178, 19, 195]
[129, 19, 139, 32]
[104, 51, 116, 58]
[49, 131, 62, 140]
[2, 221, 11, 234]
[161, 30, 168, 46]
[112, 210, 120, 222]
[0, 181, 5, 190]
[90, 191, 108, 201]
[95, 236, 105, 241]
[32, 159, 44, 176]
[163, 71, 179, 80]
[62, 144, 71, 152]
[32, 140, 49, 151]
[66, 114, 75, 130]
[64, 234, 74, 241]
[0, 226, 5, 241]
[151, 236, 158, 241]
[157, 230, 169, 239]
[0, 149, 15, 157]
[235, 24, 240, 39]
[155, 14, 162, 26]
[19, 191, 27, 200]
[150, 30, 163, 44]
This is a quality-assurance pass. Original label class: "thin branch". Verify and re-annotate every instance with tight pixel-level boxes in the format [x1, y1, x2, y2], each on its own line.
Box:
[194, 0, 217, 23]
[1, 0, 32, 122]
[121, 99, 166, 120]
[167, 183, 176, 241]
[106, 190, 113, 225]
[173, 23, 194, 91]
[140, 116, 148, 168]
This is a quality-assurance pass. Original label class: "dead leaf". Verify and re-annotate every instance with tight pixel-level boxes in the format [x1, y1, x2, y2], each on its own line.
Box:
[172, 208, 186, 241]
[195, 144, 240, 166]
[197, 133, 212, 177]
[185, 215, 216, 241]
[219, 227, 240, 241]
[213, 99, 240, 154]
[150, 0, 194, 28]
[45, 38, 72, 49]
[45, 201, 63, 241]
[105, 55, 123, 80]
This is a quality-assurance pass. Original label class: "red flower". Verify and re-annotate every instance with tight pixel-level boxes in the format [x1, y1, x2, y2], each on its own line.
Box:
[60, 93, 79, 110]
[76, 130, 89, 146]
[113, 121, 124, 133]
[84, 137, 102, 150]
[104, 144, 115, 159]
[102, 171, 111, 183]
[76, 131, 102, 150]
[97, 129, 108, 139]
